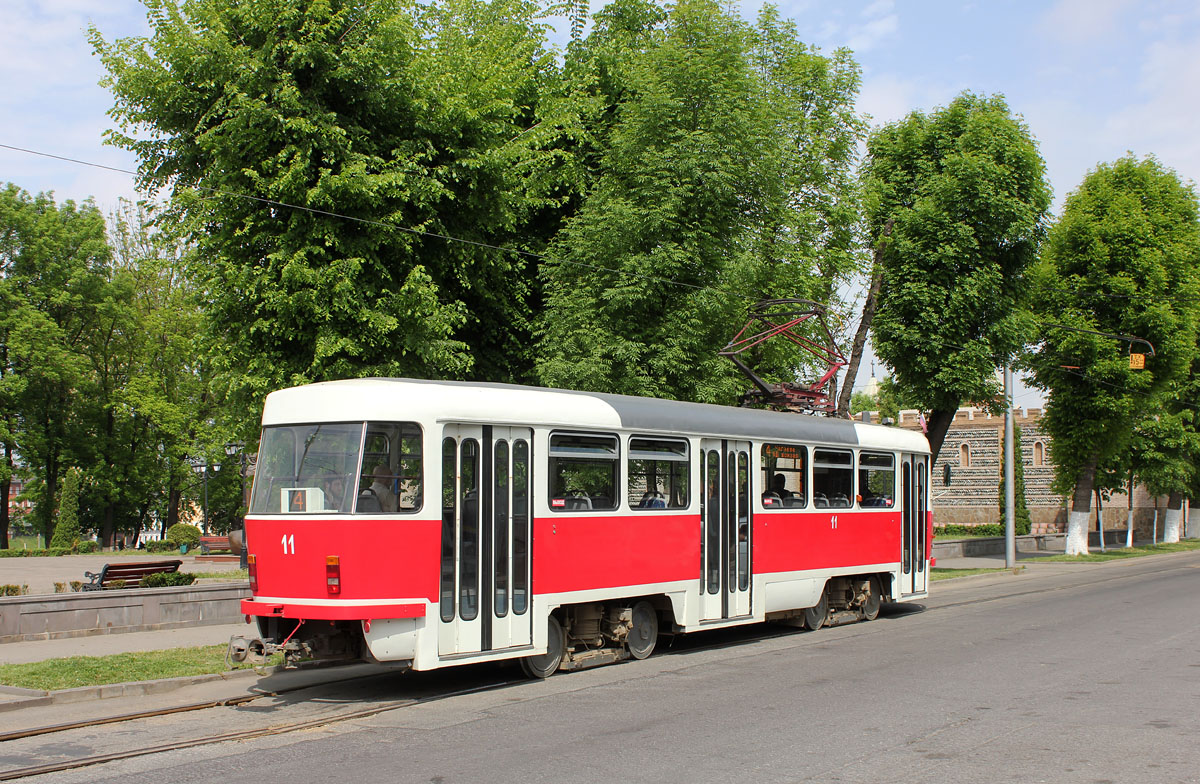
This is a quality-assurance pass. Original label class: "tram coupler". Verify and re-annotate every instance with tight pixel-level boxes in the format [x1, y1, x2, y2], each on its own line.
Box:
[226, 635, 312, 668]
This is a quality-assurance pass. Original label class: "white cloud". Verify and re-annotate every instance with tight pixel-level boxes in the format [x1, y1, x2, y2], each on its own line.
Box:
[844, 0, 898, 53]
[1038, 0, 1136, 45]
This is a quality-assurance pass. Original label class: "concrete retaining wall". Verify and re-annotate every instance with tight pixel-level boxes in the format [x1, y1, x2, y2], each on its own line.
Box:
[0, 583, 251, 643]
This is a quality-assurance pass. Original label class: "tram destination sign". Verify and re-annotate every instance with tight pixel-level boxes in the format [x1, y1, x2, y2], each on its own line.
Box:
[762, 443, 804, 461]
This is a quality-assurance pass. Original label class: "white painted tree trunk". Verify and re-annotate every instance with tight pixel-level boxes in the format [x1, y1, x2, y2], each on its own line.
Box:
[1187, 503, 1200, 539]
[1066, 510, 1090, 555]
[1163, 506, 1183, 543]
[1125, 508, 1134, 548]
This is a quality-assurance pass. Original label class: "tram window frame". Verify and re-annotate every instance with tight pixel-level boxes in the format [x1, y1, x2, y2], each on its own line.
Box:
[857, 451, 896, 508]
[627, 437, 689, 510]
[355, 422, 423, 515]
[548, 432, 619, 512]
[759, 443, 807, 510]
[812, 448, 854, 509]
[251, 422, 364, 515]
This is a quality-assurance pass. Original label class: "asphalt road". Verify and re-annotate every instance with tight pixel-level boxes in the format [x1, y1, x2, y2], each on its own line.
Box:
[28, 553, 1200, 784]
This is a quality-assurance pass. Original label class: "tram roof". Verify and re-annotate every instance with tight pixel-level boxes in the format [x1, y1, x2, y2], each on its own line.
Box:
[262, 378, 929, 454]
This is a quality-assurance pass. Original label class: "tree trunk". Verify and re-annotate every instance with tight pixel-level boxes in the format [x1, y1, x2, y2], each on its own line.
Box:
[0, 476, 8, 550]
[1126, 472, 1135, 548]
[167, 484, 181, 535]
[837, 220, 893, 418]
[924, 407, 958, 465]
[1187, 499, 1200, 540]
[1065, 452, 1099, 555]
[1163, 492, 1183, 543]
[101, 504, 116, 550]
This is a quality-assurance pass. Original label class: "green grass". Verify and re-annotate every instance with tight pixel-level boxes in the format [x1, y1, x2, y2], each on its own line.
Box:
[0, 645, 279, 691]
[932, 566, 1020, 581]
[7, 535, 43, 550]
[1036, 539, 1200, 562]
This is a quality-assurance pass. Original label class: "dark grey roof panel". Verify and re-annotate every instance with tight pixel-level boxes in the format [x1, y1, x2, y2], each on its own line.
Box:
[363, 377, 861, 445]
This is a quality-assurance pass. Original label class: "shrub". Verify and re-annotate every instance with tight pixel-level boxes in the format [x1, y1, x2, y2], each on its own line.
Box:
[50, 468, 84, 549]
[69, 580, 82, 592]
[0, 547, 71, 558]
[165, 523, 202, 548]
[106, 579, 127, 589]
[139, 571, 197, 588]
[2, 584, 29, 596]
[54, 582, 67, 593]
[146, 540, 180, 554]
[74, 540, 99, 554]
[935, 523, 1006, 538]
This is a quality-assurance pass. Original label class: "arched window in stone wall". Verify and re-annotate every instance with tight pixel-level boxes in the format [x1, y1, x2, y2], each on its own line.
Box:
[1033, 441, 1045, 467]
[959, 442, 971, 468]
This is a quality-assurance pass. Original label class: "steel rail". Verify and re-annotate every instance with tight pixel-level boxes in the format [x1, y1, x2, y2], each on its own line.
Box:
[0, 676, 524, 782]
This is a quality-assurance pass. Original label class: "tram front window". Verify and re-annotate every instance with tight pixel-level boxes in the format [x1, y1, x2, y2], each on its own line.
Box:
[251, 424, 364, 514]
[250, 421, 424, 515]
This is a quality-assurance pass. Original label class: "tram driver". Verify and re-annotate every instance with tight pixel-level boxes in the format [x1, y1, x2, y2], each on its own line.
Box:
[364, 462, 397, 513]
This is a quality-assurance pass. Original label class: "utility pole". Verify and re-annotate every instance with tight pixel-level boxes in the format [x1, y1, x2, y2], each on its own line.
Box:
[1004, 365, 1016, 568]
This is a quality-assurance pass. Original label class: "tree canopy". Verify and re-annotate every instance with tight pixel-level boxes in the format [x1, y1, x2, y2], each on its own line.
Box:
[863, 92, 1051, 461]
[1026, 155, 1200, 553]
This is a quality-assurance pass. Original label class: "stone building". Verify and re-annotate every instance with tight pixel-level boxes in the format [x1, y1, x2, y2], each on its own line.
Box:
[856, 407, 1176, 538]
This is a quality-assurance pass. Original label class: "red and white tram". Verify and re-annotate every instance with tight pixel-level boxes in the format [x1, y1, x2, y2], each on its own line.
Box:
[235, 378, 932, 677]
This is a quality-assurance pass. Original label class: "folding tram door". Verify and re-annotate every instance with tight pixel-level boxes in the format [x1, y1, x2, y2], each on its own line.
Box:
[900, 454, 929, 596]
[439, 425, 533, 657]
[699, 440, 752, 621]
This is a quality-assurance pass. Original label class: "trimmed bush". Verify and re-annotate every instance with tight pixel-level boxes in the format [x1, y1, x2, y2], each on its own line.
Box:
[2, 584, 29, 596]
[139, 571, 197, 588]
[146, 540, 180, 554]
[50, 468, 83, 549]
[75, 540, 99, 554]
[935, 523, 1006, 538]
[166, 523, 202, 548]
[0, 547, 71, 558]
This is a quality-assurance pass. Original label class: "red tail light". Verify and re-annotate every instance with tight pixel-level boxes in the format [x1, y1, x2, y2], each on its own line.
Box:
[248, 555, 258, 593]
[326, 555, 341, 595]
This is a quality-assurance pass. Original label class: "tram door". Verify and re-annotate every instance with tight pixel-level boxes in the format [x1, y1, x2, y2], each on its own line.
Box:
[439, 425, 534, 657]
[699, 440, 752, 621]
[900, 454, 928, 596]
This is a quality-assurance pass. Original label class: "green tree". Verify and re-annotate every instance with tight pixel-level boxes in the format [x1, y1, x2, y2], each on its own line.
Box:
[998, 425, 1031, 535]
[864, 92, 1051, 461]
[49, 467, 83, 549]
[92, 0, 571, 427]
[0, 185, 111, 543]
[538, 0, 865, 402]
[1026, 156, 1200, 554]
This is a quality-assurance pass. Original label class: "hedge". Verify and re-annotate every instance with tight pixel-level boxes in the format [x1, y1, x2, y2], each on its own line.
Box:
[139, 572, 197, 588]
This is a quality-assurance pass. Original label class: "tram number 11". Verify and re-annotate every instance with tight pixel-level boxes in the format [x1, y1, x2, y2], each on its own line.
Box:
[281, 534, 295, 554]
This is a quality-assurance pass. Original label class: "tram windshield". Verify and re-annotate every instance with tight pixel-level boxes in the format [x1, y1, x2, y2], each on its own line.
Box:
[250, 424, 364, 514]
[250, 422, 424, 514]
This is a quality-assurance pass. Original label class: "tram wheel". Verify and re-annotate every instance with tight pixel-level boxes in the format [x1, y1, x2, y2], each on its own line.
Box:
[627, 601, 659, 660]
[803, 591, 829, 631]
[861, 576, 882, 621]
[520, 615, 565, 679]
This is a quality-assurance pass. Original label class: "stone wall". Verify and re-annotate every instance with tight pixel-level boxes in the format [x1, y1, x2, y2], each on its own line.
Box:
[880, 407, 1180, 535]
[0, 582, 251, 643]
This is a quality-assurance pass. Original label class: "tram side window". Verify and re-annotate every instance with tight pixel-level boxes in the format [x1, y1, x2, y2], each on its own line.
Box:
[250, 423, 364, 514]
[549, 433, 618, 511]
[760, 443, 806, 509]
[356, 423, 423, 514]
[858, 452, 895, 507]
[812, 448, 853, 508]
[627, 437, 689, 509]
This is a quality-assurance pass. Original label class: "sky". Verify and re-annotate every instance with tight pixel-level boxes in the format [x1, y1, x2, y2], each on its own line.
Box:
[3, 0, 1199, 409]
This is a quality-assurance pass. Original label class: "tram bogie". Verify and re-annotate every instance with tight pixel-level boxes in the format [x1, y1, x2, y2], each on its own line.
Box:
[237, 378, 933, 676]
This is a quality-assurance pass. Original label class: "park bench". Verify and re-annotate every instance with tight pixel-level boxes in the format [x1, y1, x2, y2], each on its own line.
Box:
[82, 560, 183, 591]
[199, 535, 231, 554]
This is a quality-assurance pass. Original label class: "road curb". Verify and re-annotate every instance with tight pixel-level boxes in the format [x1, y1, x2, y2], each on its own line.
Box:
[0, 666, 264, 713]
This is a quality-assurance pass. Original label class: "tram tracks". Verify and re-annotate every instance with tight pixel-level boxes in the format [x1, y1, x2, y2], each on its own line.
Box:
[0, 671, 527, 782]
